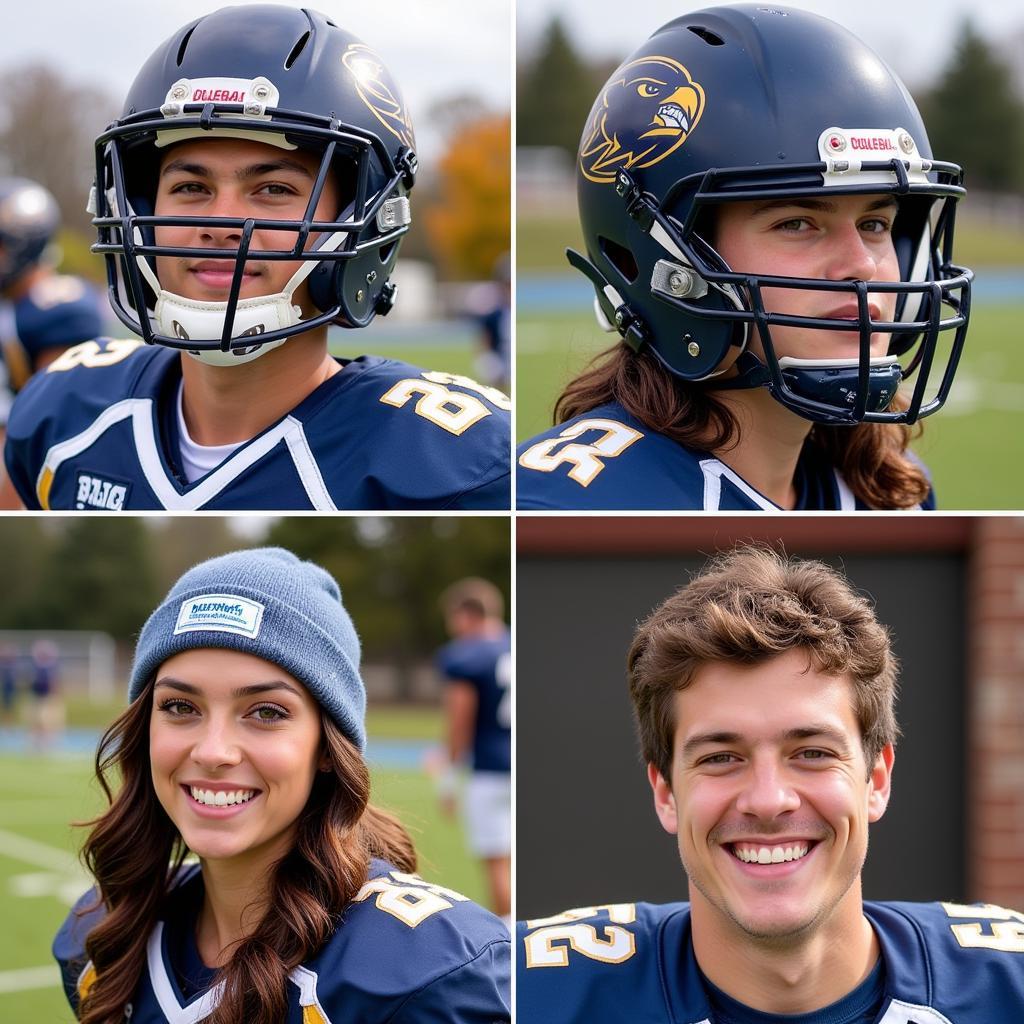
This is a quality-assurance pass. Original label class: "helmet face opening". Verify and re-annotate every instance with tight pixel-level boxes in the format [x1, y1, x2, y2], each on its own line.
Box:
[91, 5, 417, 358]
[572, 4, 973, 426]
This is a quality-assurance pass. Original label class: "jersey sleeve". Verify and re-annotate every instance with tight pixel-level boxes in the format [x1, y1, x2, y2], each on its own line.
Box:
[52, 886, 106, 1015]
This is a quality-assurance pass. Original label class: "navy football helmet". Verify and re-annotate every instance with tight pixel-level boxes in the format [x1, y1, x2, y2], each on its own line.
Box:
[0, 177, 60, 291]
[90, 4, 417, 365]
[570, 4, 972, 424]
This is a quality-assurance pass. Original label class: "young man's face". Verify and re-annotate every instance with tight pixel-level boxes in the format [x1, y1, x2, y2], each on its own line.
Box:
[714, 193, 901, 365]
[649, 647, 893, 943]
[153, 137, 339, 310]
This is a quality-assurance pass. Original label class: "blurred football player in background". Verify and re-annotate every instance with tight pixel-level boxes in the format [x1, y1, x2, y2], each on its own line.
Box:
[517, 5, 972, 511]
[0, 176, 104, 507]
[518, 547, 1024, 1020]
[4, 4, 510, 511]
[436, 577, 511, 922]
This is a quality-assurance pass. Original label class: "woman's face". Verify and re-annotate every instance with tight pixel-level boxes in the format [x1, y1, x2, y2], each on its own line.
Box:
[149, 648, 324, 866]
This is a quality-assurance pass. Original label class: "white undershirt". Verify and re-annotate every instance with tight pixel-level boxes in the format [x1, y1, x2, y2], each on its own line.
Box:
[176, 381, 246, 483]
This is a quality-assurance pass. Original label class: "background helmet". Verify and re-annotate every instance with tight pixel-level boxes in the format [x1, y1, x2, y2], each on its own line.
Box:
[0, 177, 60, 291]
[91, 4, 417, 365]
[570, 3, 972, 425]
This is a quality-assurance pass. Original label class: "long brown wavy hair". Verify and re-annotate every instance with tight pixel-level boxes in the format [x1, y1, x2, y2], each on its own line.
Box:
[554, 343, 929, 509]
[74, 679, 417, 1024]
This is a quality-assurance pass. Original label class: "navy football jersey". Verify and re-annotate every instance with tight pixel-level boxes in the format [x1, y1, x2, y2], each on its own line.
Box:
[55, 859, 510, 1024]
[516, 403, 934, 511]
[517, 901, 1024, 1023]
[0, 274, 104, 420]
[4, 339, 511, 510]
[436, 628, 512, 773]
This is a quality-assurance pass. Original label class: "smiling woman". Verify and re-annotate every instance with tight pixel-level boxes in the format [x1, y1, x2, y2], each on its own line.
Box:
[51, 547, 510, 1024]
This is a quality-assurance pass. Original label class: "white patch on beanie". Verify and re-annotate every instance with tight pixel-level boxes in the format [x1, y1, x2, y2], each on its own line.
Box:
[174, 594, 265, 638]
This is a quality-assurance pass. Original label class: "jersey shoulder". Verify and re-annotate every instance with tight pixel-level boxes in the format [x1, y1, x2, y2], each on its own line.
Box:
[436, 631, 511, 682]
[303, 357, 511, 510]
[8, 338, 166, 438]
[16, 275, 104, 354]
[517, 404, 708, 510]
[308, 859, 510, 1021]
[868, 900, 1024, 1010]
[517, 902, 693, 1023]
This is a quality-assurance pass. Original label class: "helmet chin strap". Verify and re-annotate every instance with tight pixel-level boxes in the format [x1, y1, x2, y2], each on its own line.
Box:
[132, 221, 348, 367]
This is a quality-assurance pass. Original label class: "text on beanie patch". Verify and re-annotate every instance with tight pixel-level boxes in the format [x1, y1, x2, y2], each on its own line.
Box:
[174, 594, 265, 638]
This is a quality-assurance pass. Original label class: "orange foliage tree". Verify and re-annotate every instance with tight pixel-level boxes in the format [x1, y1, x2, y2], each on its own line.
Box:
[422, 113, 511, 281]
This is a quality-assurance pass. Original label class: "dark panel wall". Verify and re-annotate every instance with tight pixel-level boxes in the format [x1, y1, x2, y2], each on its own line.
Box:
[516, 551, 965, 920]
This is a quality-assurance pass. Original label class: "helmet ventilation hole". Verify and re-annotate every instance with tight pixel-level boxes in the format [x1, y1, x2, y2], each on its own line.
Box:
[175, 25, 197, 66]
[285, 31, 312, 69]
[687, 26, 725, 46]
[598, 236, 639, 284]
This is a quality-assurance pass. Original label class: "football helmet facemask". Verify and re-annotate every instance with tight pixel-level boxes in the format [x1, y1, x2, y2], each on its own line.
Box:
[90, 3, 417, 366]
[570, 3, 972, 425]
[0, 177, 60, 291]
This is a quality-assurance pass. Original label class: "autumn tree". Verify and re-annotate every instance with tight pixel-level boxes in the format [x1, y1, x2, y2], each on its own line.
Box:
[422, 113, 511, 280]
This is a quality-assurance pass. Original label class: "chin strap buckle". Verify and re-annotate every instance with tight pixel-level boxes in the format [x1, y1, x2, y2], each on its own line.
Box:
[375, 281, 397, 316]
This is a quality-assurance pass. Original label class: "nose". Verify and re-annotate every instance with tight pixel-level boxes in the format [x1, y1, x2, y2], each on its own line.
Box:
[734, 757, 800, 820]
[189, 716, 242, 770]
[198, 192, 245, 247]
[822, 221, 882, 283]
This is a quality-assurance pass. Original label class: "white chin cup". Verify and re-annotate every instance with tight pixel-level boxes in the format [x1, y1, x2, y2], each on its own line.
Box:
[154, 289, 300, 367]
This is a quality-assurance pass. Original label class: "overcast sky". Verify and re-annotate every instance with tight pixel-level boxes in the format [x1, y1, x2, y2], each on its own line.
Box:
[0, 0, 511, 162]
[517, 0, 1022, 92]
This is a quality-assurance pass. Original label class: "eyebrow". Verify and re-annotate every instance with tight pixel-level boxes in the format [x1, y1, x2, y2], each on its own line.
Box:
[680, 724, 854, 761]
[154, 678, 304, 699]
[748, 197, 899, 217]
[159, 158, 315, 181]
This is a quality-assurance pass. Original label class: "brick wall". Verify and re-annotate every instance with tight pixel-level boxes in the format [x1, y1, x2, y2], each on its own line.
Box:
[968, 517, 1024, 907]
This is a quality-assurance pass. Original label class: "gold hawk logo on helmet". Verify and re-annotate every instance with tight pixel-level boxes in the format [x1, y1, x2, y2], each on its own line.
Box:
[580, 56, 705, 183]
[342, 43, 415, 150]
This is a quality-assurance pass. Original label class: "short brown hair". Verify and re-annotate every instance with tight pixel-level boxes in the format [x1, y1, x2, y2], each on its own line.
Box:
[628, 546, 900, 782]
[439, 577, 505, 620]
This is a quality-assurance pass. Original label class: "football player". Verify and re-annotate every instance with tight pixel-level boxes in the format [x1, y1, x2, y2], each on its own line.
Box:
[4, 5, 510, 511]
[436, 578, 512, 922]
[517, 547, 1024, 1021]
[54, 548, 510, 1023]
[517, 5, 972, 510]
[0, 176, 104, 506]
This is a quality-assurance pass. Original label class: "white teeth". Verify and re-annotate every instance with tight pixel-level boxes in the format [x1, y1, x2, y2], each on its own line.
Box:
[189, 787, 256, 807]
[733, 843, 810, 864]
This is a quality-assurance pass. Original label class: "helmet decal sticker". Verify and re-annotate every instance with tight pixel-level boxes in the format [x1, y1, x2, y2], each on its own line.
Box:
[342, 43, 415, 150]
[580, 56, 705, 183]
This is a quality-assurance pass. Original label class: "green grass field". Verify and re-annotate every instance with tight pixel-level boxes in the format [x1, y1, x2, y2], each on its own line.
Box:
[516, 302, 1024, 509]
[0, 706, 485, 1021]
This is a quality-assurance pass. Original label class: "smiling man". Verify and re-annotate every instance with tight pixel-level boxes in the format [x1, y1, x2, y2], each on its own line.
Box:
[517, 547, 1024, 1022]
[3, 4, 510, 511]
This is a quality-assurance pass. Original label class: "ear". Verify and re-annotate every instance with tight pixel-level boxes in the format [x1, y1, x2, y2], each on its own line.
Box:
[648, 763, 678, 835]
[866, 743, 895, 823]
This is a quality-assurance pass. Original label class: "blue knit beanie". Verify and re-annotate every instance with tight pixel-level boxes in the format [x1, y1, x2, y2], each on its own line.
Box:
[129, 547, 365, 750]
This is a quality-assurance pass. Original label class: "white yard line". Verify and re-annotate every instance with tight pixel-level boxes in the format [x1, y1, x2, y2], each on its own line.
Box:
[0, 828, 80, 873]
[0, 964, 62, 993]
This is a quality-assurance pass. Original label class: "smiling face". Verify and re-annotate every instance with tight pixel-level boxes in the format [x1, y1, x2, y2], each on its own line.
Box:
[149, 647, 325, 868]
[649, 648, 893, 944]
[153, 138, 340, 309]
[714, 193, 901, 364]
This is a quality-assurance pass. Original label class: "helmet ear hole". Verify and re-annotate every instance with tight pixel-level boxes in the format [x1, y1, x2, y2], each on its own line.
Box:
[598, 235, 639, 284]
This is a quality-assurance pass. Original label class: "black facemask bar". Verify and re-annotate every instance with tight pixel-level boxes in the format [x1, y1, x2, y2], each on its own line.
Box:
[609, 160, 972, 424]
[92, 102, 417, 351]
